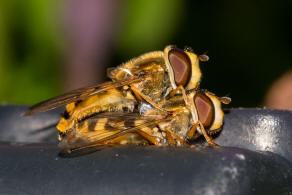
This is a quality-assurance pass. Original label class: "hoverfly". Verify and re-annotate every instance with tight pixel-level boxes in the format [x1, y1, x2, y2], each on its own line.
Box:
[58, 89, 230, 153]
[24, 45, 208, 119]
[24, 45, 229, 153]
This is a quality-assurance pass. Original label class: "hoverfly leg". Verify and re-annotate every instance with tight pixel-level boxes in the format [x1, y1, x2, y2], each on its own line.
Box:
[197, 121, 219, 146]
[135, 129, 161, 146]
[165, 127, 189, 146]
[169, 85, 191, 111]
[130, 85, 169, 114]
[186, 122, 199, 139]
[165, 130, 176, 145]
[169, 85, 186, 97]
[130, 85, 144, 103]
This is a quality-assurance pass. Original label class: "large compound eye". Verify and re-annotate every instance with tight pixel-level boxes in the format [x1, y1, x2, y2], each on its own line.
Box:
[168, 48, 191, 87]
[194, 92, 214, 129]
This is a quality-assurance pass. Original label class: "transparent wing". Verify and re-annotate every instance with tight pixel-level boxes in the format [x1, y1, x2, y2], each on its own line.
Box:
[24, 76, 145, 116]
[59, 112, 170, 153]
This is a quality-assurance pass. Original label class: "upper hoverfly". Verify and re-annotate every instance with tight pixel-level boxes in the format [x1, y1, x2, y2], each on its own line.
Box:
[24, 45, 229, 153]
[25, 45, 207, 117]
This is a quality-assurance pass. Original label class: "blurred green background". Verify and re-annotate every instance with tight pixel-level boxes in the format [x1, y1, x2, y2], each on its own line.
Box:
[0, 0, 291, 108]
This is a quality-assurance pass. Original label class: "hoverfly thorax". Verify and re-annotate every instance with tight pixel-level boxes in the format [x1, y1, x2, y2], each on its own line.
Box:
[107, 51, 165, 81]
[164, 45, 206, 91]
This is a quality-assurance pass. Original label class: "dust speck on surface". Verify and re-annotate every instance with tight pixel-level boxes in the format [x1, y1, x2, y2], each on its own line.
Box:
[235, 153, 245, 160]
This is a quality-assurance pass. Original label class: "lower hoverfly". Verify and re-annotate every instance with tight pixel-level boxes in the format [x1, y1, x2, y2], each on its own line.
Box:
[57, 88, 230, 153]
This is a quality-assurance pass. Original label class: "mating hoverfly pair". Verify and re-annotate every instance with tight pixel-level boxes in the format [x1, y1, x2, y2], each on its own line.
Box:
[25, 45, 230, 153]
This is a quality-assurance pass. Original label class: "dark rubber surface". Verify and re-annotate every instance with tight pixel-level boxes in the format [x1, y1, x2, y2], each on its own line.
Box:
[0, 105, 292, 194]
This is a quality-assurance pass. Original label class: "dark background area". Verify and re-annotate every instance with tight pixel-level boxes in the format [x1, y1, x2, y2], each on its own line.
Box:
[0, 0, 291, 108]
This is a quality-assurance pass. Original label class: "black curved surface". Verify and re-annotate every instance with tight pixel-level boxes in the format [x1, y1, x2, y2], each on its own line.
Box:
[216, 108, 292, 163]
[0, 105, 60, 143]
[1, 144, 291, 195]
[0, 105, 292, 194]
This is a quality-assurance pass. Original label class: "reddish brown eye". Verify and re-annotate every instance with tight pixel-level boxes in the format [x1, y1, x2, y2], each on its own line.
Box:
[168, 48, 191, 87]
[194, 92, 214, 129]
